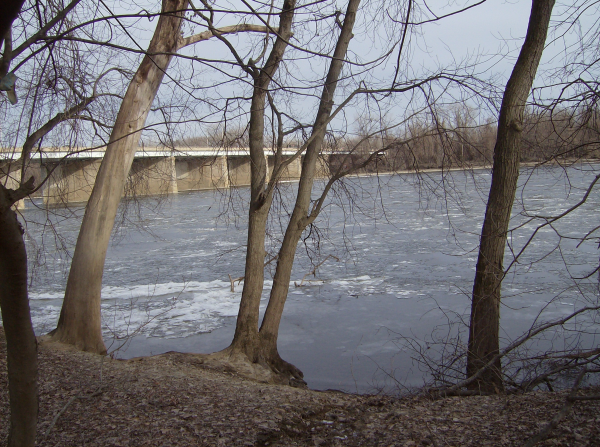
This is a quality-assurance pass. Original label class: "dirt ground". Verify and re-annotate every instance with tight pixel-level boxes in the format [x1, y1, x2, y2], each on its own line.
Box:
[1, 333, 599, 446]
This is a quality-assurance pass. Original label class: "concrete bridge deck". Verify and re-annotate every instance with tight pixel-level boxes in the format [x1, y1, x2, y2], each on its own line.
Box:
[1, 147, 341, 206]
[0, 146, 307, 159]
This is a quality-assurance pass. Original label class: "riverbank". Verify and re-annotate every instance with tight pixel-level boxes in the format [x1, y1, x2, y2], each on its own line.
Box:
[1, 332, 599, 446]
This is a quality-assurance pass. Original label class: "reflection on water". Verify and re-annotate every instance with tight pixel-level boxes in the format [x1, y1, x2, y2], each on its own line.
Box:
[21, 165, 600, 393]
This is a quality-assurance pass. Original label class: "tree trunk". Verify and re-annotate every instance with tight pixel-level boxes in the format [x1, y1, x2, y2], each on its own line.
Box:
[51, 0, 189, 353]
[466, 0, 554, 392]
[0, 185, 38, 447]
[257, 0, 360, 376]
[228, 0, 297, 360]
[0, 0, 25, 43]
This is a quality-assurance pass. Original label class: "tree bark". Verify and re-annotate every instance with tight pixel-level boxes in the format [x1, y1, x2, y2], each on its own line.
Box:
[228, 0, 297, 360]
[466, 0, 555, 392]
[51, 0, 189, 353]
[0, 0, 25, 45]
[0, 184, 38, 447]
[257, 0, 360, 375]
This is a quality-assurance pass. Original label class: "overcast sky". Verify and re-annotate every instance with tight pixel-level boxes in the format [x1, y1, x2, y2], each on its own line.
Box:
[6, 0, 592, 146]
[422, 1, 533, 65]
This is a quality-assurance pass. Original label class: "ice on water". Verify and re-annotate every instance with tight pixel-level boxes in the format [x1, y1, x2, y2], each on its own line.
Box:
[21, 167, 600, 391]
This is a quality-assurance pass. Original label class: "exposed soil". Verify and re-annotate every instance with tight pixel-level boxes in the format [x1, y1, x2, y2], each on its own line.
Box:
[1, 331, 599, 446]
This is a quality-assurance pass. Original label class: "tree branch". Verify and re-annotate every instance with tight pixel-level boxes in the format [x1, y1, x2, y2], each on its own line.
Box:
[177, 24, 270, 51]
[0, 176, 35, 213]
[10, 0, 82, 61]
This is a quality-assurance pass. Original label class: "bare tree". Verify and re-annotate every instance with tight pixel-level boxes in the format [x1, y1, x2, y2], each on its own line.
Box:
[50, 0, 271, 353]
[213, 0, 298, 377]
[0, 1, 90, 444]
[255, 0, 361, 382]
[209, 0, 493, 383]
[0, 0, 26, 41]
[466, 0, 555, 392]
[0, 182, 37, 447]
[49, 0, 191, 354]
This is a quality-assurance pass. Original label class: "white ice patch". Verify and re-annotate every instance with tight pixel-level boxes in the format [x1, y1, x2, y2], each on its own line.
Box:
[212, 240, 239, 247]
[330, 275, 376, 286]
[29, 280, 272, 340]
[100, 280, 230, 301]
[28, 273, 416, 341]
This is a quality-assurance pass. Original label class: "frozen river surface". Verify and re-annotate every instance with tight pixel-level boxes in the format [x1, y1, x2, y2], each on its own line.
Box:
[23, 165, 600, 393]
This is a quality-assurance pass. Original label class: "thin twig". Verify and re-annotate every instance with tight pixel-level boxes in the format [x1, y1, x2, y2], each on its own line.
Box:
[229, 255, 278, 291]
[294, 254, 340, 287]
[228, 273, 244, 292]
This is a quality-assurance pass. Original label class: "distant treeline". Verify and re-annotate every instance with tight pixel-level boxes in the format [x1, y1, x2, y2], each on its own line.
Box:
[176, 106, 600, 175]
[329, 106, 600, 174]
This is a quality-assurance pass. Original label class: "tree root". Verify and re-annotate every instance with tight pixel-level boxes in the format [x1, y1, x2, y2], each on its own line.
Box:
[41, 330, 107, 355]
[263, 352, 306, 388]
[200, 346, 307, 388]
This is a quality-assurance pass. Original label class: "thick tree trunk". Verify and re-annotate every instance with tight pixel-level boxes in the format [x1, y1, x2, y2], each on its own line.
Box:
[229, 174, 272, 358]
[51, 0, 188, 353]
[229, 90, 275, 357]
[466, 0, 554, 392]
[228, 0, 296, 360]
[258, 0, 360, 374]
[0, 0, 25, 43]
[0, 186, 38, 447]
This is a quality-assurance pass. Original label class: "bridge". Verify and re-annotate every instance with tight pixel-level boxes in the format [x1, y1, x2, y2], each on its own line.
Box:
[0, 147, 342, 206]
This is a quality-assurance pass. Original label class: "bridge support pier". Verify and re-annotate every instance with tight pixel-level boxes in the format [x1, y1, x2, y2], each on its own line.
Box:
[315, 154, 331, 178]
[175, 156, 229, 191]
[227, 156, 252, 187]
[266, 155, 303, 181]
[128, 156, 178, 198]
[43, 159, 101, 206]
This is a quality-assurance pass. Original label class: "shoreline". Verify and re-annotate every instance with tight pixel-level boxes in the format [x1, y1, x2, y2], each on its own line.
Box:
[2, 330, 599, 446]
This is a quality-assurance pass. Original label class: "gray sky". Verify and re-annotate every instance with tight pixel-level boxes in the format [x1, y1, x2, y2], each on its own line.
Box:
[108, 1, 598, 139]
[5, 0, 593, 146]
[422, 0, 533, 67]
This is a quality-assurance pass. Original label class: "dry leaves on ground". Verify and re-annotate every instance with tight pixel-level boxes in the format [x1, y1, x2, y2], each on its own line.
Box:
[1, 334, 599, 446]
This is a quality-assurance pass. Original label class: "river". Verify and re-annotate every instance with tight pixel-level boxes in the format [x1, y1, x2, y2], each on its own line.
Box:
[22, 164, 600, 393]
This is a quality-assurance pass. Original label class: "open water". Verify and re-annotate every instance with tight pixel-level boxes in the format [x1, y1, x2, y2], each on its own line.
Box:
[21, 164, 600, 393]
